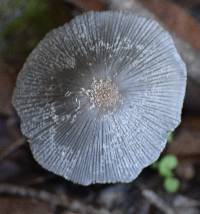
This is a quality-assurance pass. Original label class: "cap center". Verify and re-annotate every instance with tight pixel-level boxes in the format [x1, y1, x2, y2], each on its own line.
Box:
[87, 79, 121, 112]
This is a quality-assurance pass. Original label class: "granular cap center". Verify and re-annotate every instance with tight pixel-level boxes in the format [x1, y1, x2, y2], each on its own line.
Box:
[88, 79, 121, 112]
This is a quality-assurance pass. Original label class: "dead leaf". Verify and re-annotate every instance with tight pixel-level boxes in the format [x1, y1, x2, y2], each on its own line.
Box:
[0, 62, 16, 115]
[139, 0, 200, 50]
[167, 116, 200, 161]
[0, 197, 54, 214]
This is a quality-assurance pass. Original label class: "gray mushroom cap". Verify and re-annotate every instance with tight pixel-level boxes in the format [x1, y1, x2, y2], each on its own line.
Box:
[12, 11, 187, 185]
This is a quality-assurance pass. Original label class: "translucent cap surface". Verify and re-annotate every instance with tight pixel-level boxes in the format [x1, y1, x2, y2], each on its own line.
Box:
[12, 11, 187, 185]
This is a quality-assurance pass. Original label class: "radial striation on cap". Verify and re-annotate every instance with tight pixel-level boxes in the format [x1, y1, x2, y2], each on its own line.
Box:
[12, 11, 187, 185]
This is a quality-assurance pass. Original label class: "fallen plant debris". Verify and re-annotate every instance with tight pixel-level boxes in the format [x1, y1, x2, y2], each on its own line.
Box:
[0, 197, 54, 214]
[139, 0, 200, 50]
[0, 138, 26, 161]
[0, 183, 69, 207]
[167, 116, 200, 160]
[142, 189, 175, 214]
[0, 62, 16, 116]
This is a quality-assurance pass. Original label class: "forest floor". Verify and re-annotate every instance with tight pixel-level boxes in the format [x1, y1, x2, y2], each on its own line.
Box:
[0, 1, 200, 214]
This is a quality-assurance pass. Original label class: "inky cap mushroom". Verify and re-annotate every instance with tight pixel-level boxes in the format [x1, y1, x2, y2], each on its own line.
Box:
[12, 11, 187, 185]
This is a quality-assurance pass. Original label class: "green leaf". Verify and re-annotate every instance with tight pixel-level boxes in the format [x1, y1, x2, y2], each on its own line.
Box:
[158, 155, 178, 177]
[164, 177, 180, 193]
[159, 165, 172, 177]
[151, 161, 159, 169]
[159, 155, 178, 170]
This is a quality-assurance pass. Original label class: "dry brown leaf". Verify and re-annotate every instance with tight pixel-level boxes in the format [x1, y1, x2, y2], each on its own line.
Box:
[140, 0, 200, 50]
[167, 116, 200, 160]
[0, 197, 54, 214]
[0, 62, 15, 115]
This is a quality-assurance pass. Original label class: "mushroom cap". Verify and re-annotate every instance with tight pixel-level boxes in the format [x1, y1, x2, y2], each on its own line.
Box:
[12, 11, 187, 185]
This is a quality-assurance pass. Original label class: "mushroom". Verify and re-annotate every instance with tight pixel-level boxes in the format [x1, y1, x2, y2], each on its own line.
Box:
[12, 11, 187, 185]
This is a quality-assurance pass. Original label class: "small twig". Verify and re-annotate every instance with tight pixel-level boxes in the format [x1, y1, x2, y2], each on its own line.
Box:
[0, 183, 69, 207]
[142, 189, 175, 214]
[0, 138, 26, 161]
[26, 174, 56, 186]
[0, 184, 110, 214]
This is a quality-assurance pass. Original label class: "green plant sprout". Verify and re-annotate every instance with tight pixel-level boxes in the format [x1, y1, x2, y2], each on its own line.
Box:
[152, 133, 180, 193]
[167, 132, 173, 144]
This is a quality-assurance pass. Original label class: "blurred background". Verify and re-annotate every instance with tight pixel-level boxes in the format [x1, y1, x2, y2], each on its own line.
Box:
[0, 0, 200, 213]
